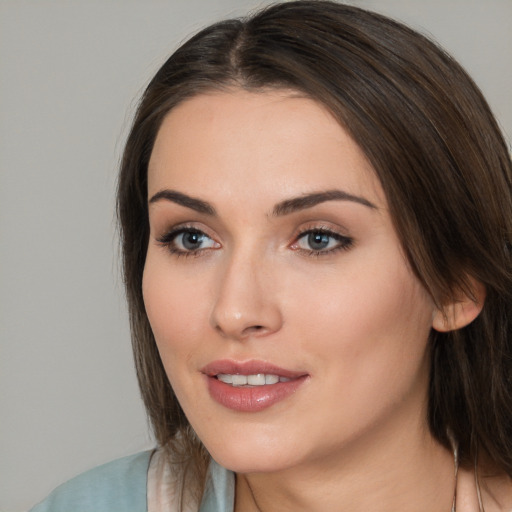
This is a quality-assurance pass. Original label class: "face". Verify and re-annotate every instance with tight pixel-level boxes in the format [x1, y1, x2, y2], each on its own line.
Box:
[143, 89, 436, 474]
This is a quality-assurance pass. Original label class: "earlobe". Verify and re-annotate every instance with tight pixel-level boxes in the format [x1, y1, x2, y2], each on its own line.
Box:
[432, 279, 486, 332]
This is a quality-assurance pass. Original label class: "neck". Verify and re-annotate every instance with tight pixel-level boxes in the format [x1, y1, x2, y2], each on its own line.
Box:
[235, 418, 456, 512]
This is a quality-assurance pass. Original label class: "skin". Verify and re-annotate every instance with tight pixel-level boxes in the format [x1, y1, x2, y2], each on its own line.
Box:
[143, 89, 477, 511]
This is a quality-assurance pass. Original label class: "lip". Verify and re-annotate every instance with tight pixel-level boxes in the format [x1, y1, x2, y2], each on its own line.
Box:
[201, 359, 309, 412]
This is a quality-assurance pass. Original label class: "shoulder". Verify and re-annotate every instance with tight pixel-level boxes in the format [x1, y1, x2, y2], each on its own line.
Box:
[30, 450, 154, 512]
[480, 469, 512, 512]
[457, 458, 512, 512]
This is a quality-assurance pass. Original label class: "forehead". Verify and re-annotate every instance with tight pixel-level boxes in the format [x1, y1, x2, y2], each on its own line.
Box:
[148, 89, 384, 207]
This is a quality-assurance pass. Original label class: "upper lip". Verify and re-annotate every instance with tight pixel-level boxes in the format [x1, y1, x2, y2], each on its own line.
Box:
[201, 359, 307, 379]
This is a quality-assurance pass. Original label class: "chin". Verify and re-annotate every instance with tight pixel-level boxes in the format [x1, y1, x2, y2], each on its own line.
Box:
[202, 429, 303, 474]
[211, 448, 298, 475]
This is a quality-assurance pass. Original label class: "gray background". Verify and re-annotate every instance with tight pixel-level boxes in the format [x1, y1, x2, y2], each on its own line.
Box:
[1, 1, 510, 511]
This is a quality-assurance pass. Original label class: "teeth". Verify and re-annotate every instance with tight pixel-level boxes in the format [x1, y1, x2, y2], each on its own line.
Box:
[248, 374, 266, 385]
[265, 374, 279, 384]
[217, 373, 290, 387]
[232, 374, 247, 386]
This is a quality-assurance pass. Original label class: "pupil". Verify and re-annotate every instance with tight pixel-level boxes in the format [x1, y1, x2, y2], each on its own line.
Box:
[308, 232, 329, 250]
[183, 232, 203, 250]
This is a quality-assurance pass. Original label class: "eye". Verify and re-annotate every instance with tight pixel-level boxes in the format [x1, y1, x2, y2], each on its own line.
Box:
[157, 227, 219, 256]
[293, 229, 353, 255]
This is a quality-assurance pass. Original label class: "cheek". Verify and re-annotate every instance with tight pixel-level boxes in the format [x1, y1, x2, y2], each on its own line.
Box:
[142, 254, 209, 358]
[283, 262, 434, 446]
[291, 255, 434, 385]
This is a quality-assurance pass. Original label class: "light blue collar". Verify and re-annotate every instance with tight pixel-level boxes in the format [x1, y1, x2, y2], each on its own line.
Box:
[199, 459, 235, 512]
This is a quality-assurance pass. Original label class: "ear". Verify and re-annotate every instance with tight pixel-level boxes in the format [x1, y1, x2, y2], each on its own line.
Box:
[432, 278, 486, 332]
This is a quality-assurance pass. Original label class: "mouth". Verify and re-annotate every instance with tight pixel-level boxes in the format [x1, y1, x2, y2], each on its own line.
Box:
[216, 373, 292, 387]
[201, 360, 309, 412]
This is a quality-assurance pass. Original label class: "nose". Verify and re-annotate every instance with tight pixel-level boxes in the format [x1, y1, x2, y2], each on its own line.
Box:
[210, 250, 283, 341]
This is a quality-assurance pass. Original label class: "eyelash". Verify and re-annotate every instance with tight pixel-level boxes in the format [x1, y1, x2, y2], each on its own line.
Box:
[156, 226, 218, 258]
[156, 226, 353, 258]
[292, 227, 354, 257]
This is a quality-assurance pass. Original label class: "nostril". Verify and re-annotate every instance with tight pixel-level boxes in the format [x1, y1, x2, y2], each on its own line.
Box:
[242, 325, 265, 336]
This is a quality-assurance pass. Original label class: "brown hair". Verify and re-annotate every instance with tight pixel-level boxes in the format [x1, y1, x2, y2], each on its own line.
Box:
[117, 0, 512, 490]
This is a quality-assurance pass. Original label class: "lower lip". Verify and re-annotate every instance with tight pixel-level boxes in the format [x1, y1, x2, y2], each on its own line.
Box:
[206, 375, 307, 412]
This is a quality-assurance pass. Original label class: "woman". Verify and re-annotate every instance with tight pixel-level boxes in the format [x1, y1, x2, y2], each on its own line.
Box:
[31, 1, 512, 511]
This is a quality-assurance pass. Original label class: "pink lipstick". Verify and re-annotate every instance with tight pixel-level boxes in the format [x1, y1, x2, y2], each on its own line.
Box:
[201, 360, 308, 412]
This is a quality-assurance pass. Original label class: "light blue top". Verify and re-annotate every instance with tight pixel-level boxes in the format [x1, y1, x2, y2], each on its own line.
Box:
[30, 451, 235, 512]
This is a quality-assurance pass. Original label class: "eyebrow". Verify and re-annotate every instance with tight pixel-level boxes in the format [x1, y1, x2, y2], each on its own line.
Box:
[148, 188, 377, 216]
[272, 190, 377, 216]
[149, 189, 216, 215]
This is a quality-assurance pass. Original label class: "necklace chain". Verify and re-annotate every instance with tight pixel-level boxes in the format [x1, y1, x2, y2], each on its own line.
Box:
[452, 440, 459, 512]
